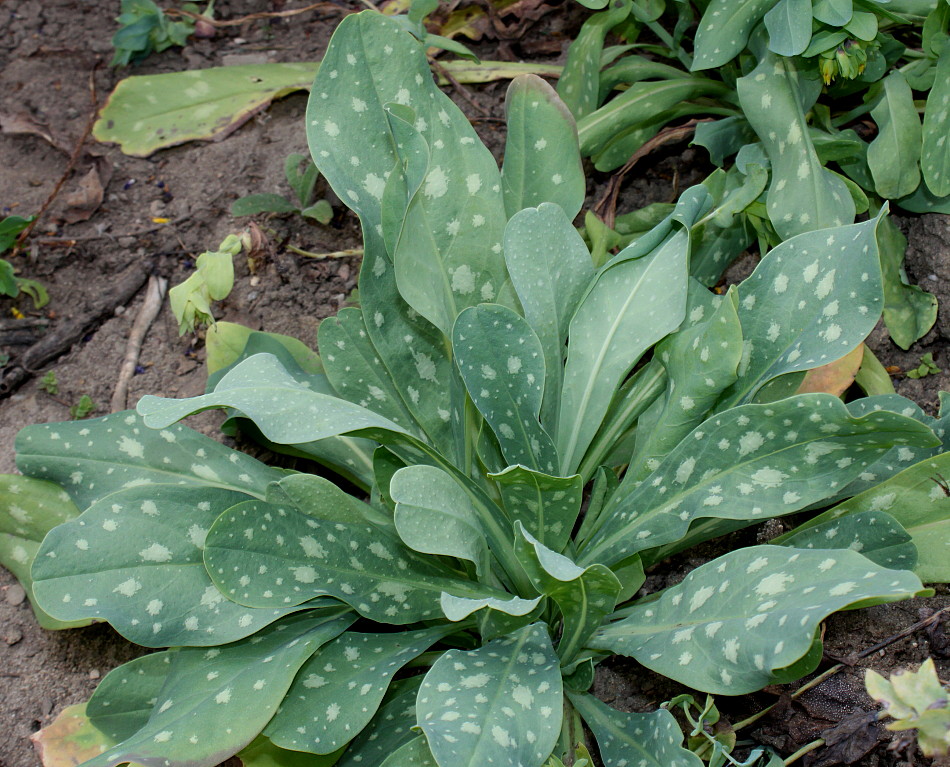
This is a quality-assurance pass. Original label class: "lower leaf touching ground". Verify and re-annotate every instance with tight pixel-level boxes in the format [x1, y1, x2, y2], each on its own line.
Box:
[32, 485, 305, 647]
[590, 545, 924, 694]
[78, 611, 354, 767]
[265, 627, 453, 754]
[567, 692, 703, 767]
[30, 703, 145, 767]
[87, 652, 173, 741]
[417, 623, 563, 767]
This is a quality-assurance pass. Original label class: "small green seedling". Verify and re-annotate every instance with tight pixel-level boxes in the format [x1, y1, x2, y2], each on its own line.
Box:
[111, 0, 211, 67]
[40, 371, 59, 395]
[231, 153, 333, 224]
[168, 233, 245, 334]
[0, 214, 48, 309]
[69, 395, 95, 420]
[866, 658, 950, 758]
[906, 353, 942, 379]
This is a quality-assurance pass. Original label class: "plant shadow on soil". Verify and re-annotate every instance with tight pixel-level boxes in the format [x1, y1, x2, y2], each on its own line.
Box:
[0, 2, 948, 766]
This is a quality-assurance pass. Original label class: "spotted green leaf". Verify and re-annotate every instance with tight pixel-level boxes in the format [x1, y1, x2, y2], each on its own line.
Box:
[868, 72, 923, 199]
[692, 0, 776, 70]
[439, 592, 543, 622]
[777, 510, 917, 571]
[379, 736, 438, 767]
[503, 204, 595, 433]
[556, 191, 702, 475]
[557, 0, 632, 119]
[416, 623, 562, 767]
[921, 44, 950, 197]
[265, 627, 449, 754]
[453, 304, 558, 473]
[265, 473, 389, 530]
[87, 652, 173, 741]
[319, 307, 426, 439]
[203, 499, 491, 623]
[390, 465, 491, 576]
[0, 475, 87, 629]
[356, 244, 459, 461]
[627, 284, 742, 482]
[488, 465, 583, 553]
[79, 611, 354, 767]
[877, 210, 936, 350]
[765, 0, 814, 56]
[717, 213, 884, 407]
[336, 677, 423, 767]
[138, 353, 412, 444]
[581, 394, 939, 568]
[238, 735, 344, 766]
[515, 524, 620, 665]
[783, 451, 950, 582]
[591, 545, 924, 694]
[502, 75, 585, 221]
[736, 52, 855, 239]
[32, 486, 304, 647]
[15, 411, 282, 509]
[567, 692, 703, 767]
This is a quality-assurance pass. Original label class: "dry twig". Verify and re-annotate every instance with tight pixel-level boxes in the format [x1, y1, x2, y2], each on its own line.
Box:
[163, 3, 347, 27]
[110, 275, 168, 412]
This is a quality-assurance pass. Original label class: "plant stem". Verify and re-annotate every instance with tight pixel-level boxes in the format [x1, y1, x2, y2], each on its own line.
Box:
[285, 244, 363, 259]
[783, 739, 825, 765]
[627, 4, 693, 70]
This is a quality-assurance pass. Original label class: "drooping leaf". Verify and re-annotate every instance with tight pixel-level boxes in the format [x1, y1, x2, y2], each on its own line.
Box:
[582, 393, 939, 568]
[868, 71, 923, 199]
[877, 212, 937, 350]
[30, 703, 146, 767]
[137, 353, 412, 443]
[416, 623, 563, 767]
[15, 411, 282, 509]
[205, 323, 322, 378]
[921, 43, 950, 197]
[390, 465, 491, 576]
[0, 474, 88, 629]
[203, 498, 495, 623]
[812, 0, 853, 26]
[765, 0, 815, 56]
[692, 0, 776, 70]
[557, 191, 704, 475]
[515, 524, 621, 664]
[717, 213, 884, 407]
[795, 342, 864, 396]
[87, 652, 173, 741]
[503, 204, 595, 433]
[591, 545, 924, 694]
[335, 677, 423, 767]
[736, 52, 855, 239]
[440, 592, 543, 622]
[502, 75, 585, 221]
[781, 450, 950, 582]
[488, 465, 583, 553]
[265, 627, 450, 754]
[265, 473, 386, 528]
[79, 611, 355, 767]
[568, 692, 703, 767]
[453, 303, 558, 473]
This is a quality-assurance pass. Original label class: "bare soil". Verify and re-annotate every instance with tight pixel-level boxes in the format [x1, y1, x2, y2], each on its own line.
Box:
[1, 2, 948, 767]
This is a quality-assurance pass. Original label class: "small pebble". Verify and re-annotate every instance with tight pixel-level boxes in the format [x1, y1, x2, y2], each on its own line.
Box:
[250, 276, 261, 287]
[4, 629, 23, 646]
[40, 699, 53, 716]
[928, 274, 938, 281]
[4, 584, 26, 606]
[89, 669, 100, 680]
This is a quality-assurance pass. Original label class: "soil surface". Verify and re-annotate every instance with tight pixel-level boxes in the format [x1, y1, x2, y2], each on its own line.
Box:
[1, 2, 949, 767]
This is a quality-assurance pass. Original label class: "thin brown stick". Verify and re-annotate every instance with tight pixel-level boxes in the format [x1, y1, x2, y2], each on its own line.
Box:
[593, 117, 714, 230]
[163, 3, 347, 27]
[429, 57, 489, 117]
[110, 275, 168, 412]
[13, 68, 99, 255]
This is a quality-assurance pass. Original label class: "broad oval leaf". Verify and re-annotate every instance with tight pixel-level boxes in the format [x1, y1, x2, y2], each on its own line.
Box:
[812, 0, 852, 25]
[718, 213, 885, 407]
[692, 0, 776, 70]
[489, 465, 583, 553]
[379, 736, 438, 767]
[868, 72, 923, 200]
[15, 411, 282, 509]
[336, 677, 423, 767]
[453, 304, 558, 473]
[203, 499, 490, 623]
[921, 44, 950, 197]
[87, 652, 174, 742]
[502, 75, 585, 221]
[582, 394, 939, 568]
[417, 622, 563, 767]
[265, 627, 450, 754]
[567, 692, 703, 767]
[32, 485, 303, 647]
[78, 611, 354, 767]
[591, 545, 923, 694]
[765, 0, 814, 56]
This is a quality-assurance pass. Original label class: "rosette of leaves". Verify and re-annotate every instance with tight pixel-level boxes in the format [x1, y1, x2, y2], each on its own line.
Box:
[2, 10, 949, 767]
[111, 0, 207, 67]
[231, 153, 334, 224]
[559, 0, 948, 348]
